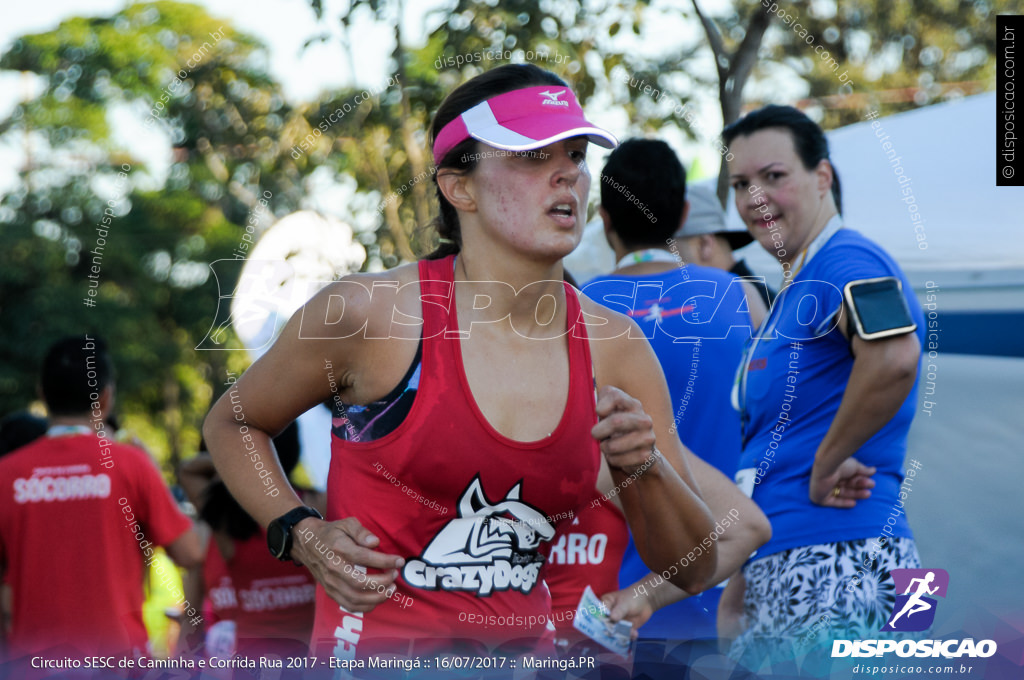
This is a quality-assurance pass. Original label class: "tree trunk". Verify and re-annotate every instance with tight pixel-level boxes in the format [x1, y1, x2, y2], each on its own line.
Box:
[369, 128, 416, 261]
[717, 84, 743, 208]
[392, 0, 433, 255]
[692, 0, 772, 207]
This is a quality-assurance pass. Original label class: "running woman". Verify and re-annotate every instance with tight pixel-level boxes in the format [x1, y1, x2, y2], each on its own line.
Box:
[203, 64, 718, 660]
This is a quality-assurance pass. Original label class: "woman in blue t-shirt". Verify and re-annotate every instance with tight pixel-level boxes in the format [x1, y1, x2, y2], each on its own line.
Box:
[719, 105, 926, 665]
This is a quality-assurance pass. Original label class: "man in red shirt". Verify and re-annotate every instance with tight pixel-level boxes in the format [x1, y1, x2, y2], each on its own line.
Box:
[0, 335, 203, 660]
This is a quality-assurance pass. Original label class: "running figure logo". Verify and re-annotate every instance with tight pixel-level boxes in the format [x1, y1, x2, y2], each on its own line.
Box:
[403, 476, 555, 596]
[881, 568, 949, 632]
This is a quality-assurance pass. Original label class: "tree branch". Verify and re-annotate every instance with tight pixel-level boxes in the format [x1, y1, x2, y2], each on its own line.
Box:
[726, 6, 772, 96]
[690, 0, 728, 82]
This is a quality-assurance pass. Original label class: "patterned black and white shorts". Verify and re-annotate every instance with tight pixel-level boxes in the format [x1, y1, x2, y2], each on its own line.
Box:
[728, 537, 921, 666]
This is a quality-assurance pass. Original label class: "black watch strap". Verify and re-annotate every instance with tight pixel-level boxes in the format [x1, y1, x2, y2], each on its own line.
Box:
[267, 506, 323, 561]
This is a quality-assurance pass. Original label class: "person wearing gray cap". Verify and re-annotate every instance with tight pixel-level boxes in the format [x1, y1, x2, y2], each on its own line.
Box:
[673, 184, 776, 308]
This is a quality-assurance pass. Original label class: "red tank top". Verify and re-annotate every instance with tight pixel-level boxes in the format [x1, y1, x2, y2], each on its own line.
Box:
[543, 495, 629, 639]
[311, 256, 601, 659]
[211, 532, 317, 653]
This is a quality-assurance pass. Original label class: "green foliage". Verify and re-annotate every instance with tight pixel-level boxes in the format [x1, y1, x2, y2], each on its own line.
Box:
[305, 0, 999, 228]
[305, 0, 704, 260]
[734, 0, 999, 127]
[0, 2, 313, 469]
[427, 0, 693, 127]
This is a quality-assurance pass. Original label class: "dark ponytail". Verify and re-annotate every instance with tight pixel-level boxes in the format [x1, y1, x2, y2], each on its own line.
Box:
[424, 64, 569, 260]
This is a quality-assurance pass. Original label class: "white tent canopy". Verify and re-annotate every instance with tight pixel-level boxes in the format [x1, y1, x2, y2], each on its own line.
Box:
[809, 92, 1021, 271]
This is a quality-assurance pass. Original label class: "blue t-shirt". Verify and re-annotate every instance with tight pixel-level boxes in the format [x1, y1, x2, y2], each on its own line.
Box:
[583, 263, 753, 639]
[736, 228, 924, 558]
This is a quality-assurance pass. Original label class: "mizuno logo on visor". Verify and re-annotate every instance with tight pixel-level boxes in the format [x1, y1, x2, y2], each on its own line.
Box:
[430, 84, 617, 164]
[539, 89, 569, 106]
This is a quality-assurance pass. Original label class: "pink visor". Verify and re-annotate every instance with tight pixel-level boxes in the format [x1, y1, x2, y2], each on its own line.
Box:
[432, 85, 618, 164]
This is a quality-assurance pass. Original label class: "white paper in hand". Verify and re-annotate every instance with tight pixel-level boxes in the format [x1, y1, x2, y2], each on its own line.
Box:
[571, 585, 632, 657]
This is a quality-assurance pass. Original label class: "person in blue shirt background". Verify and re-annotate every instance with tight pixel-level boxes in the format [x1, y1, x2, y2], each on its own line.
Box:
[581, 139, 767, 643]
[719, 105, 925, 668]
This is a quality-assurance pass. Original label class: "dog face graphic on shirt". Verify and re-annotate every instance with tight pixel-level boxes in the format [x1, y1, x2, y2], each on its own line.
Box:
[403, 476, 555, 595]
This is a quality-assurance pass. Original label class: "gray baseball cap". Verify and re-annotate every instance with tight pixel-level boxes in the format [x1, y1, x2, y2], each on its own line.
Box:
[675, 183, 753, 250]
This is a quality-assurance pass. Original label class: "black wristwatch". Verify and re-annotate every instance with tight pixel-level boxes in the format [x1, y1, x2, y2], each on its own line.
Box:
[267, 506, 323, 561]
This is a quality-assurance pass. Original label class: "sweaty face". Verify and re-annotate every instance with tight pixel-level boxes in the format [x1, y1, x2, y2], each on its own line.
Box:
[727, 128, 833, 265]
[462, 137, 592, 260]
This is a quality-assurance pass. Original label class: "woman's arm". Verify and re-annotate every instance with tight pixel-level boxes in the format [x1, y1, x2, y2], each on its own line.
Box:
[717, 569, 747, 645]
[604, 454, 770, 626]
[809, 328, 920, 506]
[202, 275, 407, 612]
[589, 310, 718, 595]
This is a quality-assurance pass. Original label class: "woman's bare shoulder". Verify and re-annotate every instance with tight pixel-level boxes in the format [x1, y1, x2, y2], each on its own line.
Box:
[576, 291, 659, 389]
[298, 263, 423, 340]
[576, 292, 642, 345]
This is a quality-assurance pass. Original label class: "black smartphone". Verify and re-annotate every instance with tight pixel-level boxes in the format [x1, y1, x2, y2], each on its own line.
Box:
[843, 277, 917, 340]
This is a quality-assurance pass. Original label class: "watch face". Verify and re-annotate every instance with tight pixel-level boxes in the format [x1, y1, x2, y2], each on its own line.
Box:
[267, 521, 289, 559]
[267, 507, 321, 561]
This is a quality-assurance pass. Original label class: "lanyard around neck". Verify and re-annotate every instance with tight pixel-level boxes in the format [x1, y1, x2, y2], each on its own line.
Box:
[788, 215, 843, 281]
[615, 249, 680, 269]
[733, 216, 843, 437]
[47, 424, 93, 438]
